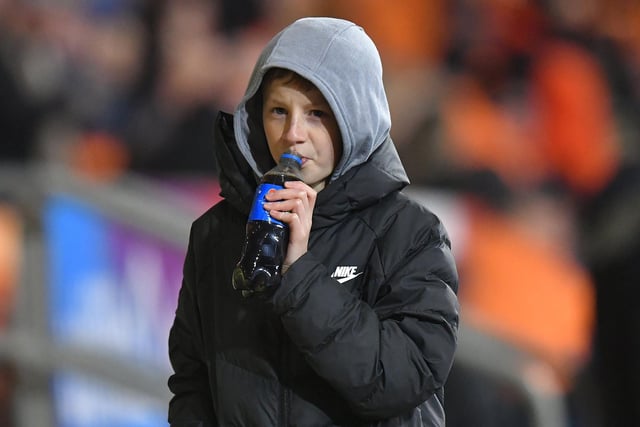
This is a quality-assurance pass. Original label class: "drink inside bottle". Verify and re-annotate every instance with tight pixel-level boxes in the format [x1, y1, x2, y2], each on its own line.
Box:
[232, 221, 289, 293]
[232, 151, 303, 294]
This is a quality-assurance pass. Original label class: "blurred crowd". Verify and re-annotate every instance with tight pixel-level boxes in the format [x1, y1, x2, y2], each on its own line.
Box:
[1, 0, 640, 426]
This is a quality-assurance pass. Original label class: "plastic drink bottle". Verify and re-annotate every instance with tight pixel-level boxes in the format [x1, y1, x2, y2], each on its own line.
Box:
[232, 150, 304, 294]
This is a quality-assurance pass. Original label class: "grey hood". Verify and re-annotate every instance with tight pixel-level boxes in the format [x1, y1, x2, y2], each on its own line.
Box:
[233, 17, 393, 182]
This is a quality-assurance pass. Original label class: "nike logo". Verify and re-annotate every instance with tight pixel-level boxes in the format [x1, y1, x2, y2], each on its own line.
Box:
[331, 266, 363, 284]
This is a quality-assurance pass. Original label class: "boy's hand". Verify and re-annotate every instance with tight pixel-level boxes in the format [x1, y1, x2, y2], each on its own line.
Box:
[263, 180, 317, 271]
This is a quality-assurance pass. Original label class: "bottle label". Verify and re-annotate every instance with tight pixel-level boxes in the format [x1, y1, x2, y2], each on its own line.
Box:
[248, 183, 284, 225]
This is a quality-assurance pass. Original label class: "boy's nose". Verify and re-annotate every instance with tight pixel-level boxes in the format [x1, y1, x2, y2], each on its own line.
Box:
[283, 117, 306, 143]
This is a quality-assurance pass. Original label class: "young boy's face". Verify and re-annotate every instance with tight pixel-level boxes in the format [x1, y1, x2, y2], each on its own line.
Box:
[262, 76, 342, 192]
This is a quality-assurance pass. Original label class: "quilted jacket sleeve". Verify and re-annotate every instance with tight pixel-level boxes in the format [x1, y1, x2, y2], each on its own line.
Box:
[267, 207, 459, 420]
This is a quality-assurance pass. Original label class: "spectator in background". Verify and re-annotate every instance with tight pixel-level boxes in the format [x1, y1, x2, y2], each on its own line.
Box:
[393, 1, 640, 426]
[0, 1, 43, 162]
[122, 0, 224, 176]
[392, 1, 600, 425]
[539, 2, 640, 426]
[122, 0, 275, 178]
[0, 52, 40, 162]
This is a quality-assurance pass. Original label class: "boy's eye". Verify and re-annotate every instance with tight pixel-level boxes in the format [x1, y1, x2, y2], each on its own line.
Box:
[272, 107, 286, 115]
[310, 110, 325, 118]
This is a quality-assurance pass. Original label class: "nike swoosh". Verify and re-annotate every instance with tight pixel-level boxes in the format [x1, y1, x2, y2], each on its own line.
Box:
[336, 272, 363, 284]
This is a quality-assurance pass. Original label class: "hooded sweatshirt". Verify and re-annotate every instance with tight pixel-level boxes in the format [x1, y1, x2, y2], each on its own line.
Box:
[234, 17, 393, 183]
[168, 17, 459, 427]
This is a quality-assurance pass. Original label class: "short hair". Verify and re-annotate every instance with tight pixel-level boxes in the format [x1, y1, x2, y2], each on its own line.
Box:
[262, 67, 316, 93]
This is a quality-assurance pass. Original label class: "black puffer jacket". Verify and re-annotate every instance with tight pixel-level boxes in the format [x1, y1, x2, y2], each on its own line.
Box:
[167, 112, 460, 426]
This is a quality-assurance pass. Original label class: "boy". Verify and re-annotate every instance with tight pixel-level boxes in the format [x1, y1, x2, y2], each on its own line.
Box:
[168, 17, 459, 426]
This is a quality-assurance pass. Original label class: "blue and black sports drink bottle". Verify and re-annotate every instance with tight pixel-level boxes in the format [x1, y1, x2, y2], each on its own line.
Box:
[232, 150, 304, 295]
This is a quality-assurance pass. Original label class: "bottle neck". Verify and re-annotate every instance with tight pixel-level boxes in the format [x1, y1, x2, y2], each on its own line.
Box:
[279, 158, 301, 170]
[280, 153, 302, 166]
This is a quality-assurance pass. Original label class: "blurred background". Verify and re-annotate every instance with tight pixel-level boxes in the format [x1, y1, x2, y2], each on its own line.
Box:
[1, 0, 639, 426]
